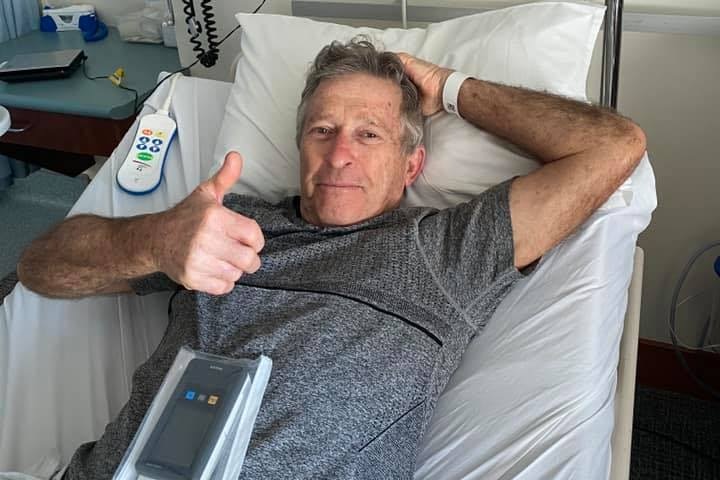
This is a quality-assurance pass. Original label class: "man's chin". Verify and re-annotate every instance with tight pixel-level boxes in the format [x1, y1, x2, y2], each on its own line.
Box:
[315, 210, 367, 227]
[305, 191, 370, 226]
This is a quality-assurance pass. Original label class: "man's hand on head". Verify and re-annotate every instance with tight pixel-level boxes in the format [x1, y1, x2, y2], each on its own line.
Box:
[154, 151, 265, 296]
[396, 52, 453, 116]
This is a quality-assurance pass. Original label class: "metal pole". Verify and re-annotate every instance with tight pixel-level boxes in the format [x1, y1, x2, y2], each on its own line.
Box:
[601, 0, 623, 109]
[166, 0, 176, 23]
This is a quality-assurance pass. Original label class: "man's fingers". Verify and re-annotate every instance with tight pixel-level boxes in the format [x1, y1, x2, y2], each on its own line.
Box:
[181, 260, 244, 295]
[216, 260, 245, 282]
[223, 214, 265, 253]
[396, 52, 430, 75]
[199, 277, 235, 296]
[208, 151, 244, 204]
[187, 234, 261, 278]
[226, 246, 262, 274]
[396, 52, 412, 66]
[205, 239, 262, 275]
[396, 52, 420, 79]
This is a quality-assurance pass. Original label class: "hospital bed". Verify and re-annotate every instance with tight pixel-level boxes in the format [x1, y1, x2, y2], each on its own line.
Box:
[0, 1, 655, 479]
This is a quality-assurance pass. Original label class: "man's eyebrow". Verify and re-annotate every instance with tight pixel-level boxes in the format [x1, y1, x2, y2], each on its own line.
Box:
[358, 116, 392, 133]
[305, 114, 393, 132]
[305, 113, 332, 125]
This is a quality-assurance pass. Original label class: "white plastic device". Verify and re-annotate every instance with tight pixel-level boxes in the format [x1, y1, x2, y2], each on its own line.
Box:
[42, 4, 95, 31]
[116, 74, 179, 195]
[113, 347, 272, 480]
[0, 106, 10, 136]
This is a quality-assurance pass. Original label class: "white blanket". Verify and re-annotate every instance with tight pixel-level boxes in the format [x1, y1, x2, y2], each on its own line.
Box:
[0, 76, 655, 479]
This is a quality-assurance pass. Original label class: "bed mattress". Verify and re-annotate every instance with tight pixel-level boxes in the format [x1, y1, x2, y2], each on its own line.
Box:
[0, 76, 656, 479]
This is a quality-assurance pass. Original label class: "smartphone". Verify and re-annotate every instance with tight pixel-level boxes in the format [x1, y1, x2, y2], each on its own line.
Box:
[135, 358, 249, 480]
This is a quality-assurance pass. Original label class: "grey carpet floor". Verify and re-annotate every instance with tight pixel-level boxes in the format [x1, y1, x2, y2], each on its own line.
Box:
[632, 386, 720, 479]
[0, 169, 88, 278]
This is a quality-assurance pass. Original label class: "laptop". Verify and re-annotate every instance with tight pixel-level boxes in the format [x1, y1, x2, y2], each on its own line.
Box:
[0, 49, 85, 82]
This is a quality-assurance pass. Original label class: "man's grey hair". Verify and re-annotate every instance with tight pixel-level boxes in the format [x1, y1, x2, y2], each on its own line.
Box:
[296, 37, 424, 156]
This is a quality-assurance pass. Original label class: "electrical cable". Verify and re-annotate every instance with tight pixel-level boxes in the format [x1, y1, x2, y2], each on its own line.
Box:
[133, 62, 197, 116]
[199, 0, 219, 67]
[133, 0, 267, 116]
[202, 0, 267, 51]
[82, 58, 139, 114]
[157, 73, 182, 116]
[672, 290, 720, 351]
[634, 426, 720, 465]
[117, 85, 139, 115]
[669, 241, 720, 400]
[183, 0, 206, 65]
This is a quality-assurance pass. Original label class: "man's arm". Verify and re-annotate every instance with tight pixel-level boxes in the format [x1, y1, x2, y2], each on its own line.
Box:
[18, 213, 157, 298]
[398, 54, 646, 269]
[17, 152, 265, 298]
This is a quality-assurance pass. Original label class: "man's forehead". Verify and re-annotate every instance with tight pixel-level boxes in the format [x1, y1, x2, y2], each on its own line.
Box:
[306, 74, 402, 125]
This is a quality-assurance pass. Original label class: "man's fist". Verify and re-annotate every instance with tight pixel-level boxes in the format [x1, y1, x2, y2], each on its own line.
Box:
[396, 52, 454, 117]
[153, 151, 265, 295]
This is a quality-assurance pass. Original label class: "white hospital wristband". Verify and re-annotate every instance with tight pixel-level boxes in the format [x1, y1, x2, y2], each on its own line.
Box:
[442, 72, 471, 119]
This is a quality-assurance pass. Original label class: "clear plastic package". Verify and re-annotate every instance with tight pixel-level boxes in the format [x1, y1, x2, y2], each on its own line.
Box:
[113, 346, 272, 480]
[116, 1, 170, 44]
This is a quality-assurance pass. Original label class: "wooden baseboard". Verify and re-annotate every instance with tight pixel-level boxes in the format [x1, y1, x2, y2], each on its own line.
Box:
[637, 338, 720, 401]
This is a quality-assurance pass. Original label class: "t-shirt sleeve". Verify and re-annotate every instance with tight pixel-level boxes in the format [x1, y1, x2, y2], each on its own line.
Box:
[128, 272, 177, 296]
[415, 179, 523, 309]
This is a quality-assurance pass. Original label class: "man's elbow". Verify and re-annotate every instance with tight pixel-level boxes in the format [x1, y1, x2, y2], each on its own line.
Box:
[619, 120, 647, 170]
[16, 248, 47, 296]
[17, 244, 58, 297]
[16, 249, 32, 289]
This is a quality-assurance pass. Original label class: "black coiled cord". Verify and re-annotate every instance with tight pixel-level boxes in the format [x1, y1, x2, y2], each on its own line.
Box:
[182, 0, 207, 64]
[179, 0, 268, 70]
[130, 0, 269, 116]
[199, 0, 219, 67]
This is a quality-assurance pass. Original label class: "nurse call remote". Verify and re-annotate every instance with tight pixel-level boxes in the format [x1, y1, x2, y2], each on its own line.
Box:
[116, 113, 177, 195]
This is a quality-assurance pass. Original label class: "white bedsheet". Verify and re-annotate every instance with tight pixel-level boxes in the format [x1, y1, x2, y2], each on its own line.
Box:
[0, 76, 656, 479]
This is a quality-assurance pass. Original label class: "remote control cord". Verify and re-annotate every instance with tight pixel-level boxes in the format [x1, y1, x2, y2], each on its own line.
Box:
[82, 58, 139, 114]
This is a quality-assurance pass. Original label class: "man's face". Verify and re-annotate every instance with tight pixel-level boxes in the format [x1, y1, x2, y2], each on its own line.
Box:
[298, 73, 424, 226]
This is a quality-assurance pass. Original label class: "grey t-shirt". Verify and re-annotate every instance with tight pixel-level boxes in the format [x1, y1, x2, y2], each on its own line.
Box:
[64, 180, 522, 479]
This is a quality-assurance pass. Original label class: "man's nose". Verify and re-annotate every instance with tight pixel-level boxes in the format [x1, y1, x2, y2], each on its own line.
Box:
[326, 133, 355, 168]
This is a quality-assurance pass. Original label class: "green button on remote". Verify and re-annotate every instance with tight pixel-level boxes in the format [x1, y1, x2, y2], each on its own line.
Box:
[137, 152, 153, 162]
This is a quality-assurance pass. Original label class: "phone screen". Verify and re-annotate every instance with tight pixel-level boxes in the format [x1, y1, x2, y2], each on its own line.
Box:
[150, 400, 216, 469]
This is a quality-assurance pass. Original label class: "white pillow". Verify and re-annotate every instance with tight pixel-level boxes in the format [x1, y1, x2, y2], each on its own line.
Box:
[211, 3, 604, 208]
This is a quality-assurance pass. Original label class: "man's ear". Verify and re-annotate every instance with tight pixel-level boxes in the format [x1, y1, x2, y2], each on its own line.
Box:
[404, 144, 426, 188]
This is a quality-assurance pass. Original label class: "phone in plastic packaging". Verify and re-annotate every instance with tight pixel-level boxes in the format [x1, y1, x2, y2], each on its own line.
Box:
[113, 347, 272, 480]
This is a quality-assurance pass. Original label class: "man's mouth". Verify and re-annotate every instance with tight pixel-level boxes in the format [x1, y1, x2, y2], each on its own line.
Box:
[317, 183, 362, 189]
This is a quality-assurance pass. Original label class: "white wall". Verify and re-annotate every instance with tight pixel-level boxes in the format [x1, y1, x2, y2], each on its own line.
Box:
[623, 0, 720, 16]
[588, 31, 720, 344]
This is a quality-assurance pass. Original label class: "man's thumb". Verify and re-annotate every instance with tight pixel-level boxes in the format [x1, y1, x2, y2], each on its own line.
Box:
[210, 151, 243, 203]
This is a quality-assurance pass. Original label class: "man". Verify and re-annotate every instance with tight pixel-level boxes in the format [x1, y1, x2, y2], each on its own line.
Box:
[18, 39, 645, 479]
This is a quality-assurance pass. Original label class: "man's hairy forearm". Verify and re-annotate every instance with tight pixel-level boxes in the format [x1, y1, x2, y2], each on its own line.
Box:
[17, 214, 160, 298]
[457, 79, 641, 163]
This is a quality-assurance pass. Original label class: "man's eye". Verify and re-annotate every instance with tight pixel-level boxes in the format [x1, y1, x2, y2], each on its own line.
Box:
[362, 131, 379, 139]
[313, 127, 330, 135]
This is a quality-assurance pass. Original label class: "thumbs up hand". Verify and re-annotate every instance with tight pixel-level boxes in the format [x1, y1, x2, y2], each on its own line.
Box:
[154, 151, 265, 295]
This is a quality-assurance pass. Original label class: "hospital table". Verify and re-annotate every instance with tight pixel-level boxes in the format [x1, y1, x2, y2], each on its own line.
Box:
[0, 28, 180, 175]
